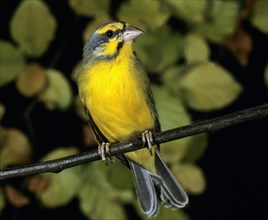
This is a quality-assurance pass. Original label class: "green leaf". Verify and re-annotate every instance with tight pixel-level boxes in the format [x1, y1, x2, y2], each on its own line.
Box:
[183, 34, 210, 63]
[78, 162, 111, 217]
[183, 133, 208, 162]
[178, 62, 243, 111]
[0, 127, 32, 168]
[10, 0, 57, 57]
[79, 181, 128, 220]
[36, 147, 81, 208]
[78, 161, 131, 220]
[104, 159, 134, 190]
[172, 163, 206, 194]
[118, 0, 170, 31]
[250, 0, 268, 33]
[164, 0, 207, 23]
[0, 40, 25, 86]
[135, 25, 183, 73]
[38, 69, 73, 110]
[194, 1, 239, 42]
[151, 85, 192, 163]
[134, 199, 189, 220]
[68, 0, 110, 17]
[162, 65, 185, 94]
[152, 208, 189, 220]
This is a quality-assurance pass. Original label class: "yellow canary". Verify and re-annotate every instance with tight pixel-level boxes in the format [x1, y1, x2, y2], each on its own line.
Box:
[78, 21, 188, 216]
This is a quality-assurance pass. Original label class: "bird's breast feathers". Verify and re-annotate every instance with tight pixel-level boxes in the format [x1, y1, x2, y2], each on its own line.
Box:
[79, 43, 154, 142]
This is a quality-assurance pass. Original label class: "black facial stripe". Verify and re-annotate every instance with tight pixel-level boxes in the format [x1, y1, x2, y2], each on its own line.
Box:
[117, 41, 123, 54]
[121, 21, 126, 30]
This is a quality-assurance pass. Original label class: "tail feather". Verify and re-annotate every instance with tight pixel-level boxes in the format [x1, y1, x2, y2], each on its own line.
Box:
[155, 151, 189, 207]
[128, 151, 188, 217]
[129, 160, 159, 217]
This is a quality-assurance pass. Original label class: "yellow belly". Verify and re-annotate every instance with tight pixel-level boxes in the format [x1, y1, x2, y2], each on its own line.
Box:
[79, 44, 156, 173]
[86, 70, 154, 142]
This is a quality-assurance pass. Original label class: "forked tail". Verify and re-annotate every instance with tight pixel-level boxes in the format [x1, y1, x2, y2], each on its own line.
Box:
[128, 151, 188, 217]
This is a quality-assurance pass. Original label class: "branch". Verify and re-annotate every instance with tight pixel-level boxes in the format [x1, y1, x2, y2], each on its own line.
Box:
[1, 103, 268, 180]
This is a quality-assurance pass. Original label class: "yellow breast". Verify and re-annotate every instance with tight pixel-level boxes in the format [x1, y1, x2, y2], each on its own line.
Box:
[79, 42, 156, 173]
[79, 43, 154, 143]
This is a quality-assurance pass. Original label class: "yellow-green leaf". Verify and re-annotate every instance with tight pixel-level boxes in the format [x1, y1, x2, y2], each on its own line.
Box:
[162, 65, 186, 94]
[183, 34, 210, 63]
[78, 161, 131, 220]
[250, 0, 268, 34]
[179, 62, 243, 111]
[152, 208, 189, 220]
[10, 0, 57, 57]
[38, 69, 73, 110]
[164, 0, 207, 23]
[151, 85, 192, 163]
[79, 181, 128, 220]
[194, 1, 239, 43]
[36, 147, 81, 208]
[118, 0, 170, 31]
[104, 158, 134, 190]
[0, 127, 32, 169]
[172, 163, 206, 194]
[16, 63, 47, 97]
[0, 40, 25, 86]
[135, 25, 183, 73]
[134, 199, 189, 220]
[68, 0, 110, 17]
[183, 133, 208, 162]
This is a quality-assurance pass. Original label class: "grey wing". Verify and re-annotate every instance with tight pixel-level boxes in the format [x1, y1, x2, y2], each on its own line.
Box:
[134, 55, 161, 133]
[146, 86, 161, 133]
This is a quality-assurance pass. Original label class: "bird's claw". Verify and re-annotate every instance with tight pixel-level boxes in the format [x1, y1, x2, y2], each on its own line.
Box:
[98, 142, 114, 164]
[142, 130, 154, 155]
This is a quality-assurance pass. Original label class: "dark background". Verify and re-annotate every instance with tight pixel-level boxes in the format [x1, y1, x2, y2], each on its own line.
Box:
[1, 1, 268, 220]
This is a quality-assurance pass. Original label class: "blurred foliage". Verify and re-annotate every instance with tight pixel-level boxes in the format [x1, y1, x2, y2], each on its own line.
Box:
[37, 68, 73, 110]
[0, 0, 267, 219]
[69, 0, 110, 18]
[10, 0, 57, 57]
[250, 0, 268, 34]
[35, 147, 81, 208]
[167, 62, 242, 111]
[118, 0, 170, 31]
[0, 40, 25, 86]
[135, 25, 183, 72]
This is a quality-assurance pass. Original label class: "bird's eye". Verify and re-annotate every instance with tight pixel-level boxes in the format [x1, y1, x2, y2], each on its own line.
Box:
[106, 30, 114, 38]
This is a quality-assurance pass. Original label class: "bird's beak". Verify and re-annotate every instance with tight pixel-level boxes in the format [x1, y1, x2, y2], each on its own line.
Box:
[122, 25, 144, 42]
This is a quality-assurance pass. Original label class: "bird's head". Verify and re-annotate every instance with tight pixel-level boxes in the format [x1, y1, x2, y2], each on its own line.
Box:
[83, 21, 143, 63]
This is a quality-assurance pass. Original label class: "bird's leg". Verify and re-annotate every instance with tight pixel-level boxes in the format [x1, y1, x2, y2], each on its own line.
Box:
[142, 130, 154, 155]
[98, 142, 114, 164]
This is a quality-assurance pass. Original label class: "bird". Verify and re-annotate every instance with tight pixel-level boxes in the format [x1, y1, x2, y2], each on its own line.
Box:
[77, 21, 188, 217]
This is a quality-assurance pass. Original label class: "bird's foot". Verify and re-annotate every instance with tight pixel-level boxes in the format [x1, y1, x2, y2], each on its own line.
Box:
[98, 142, 114, 164]
[142, 130, 154, 155]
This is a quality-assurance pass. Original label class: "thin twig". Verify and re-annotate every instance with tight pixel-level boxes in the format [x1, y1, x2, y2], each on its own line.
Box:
[0, 103, 267, 180]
